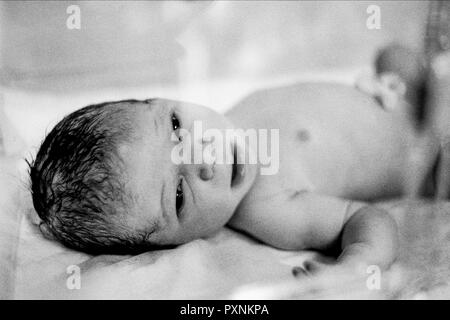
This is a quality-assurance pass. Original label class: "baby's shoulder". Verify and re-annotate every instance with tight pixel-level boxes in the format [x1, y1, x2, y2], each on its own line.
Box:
[228, 186, 319, 249]
[229, 174, 309, 222]
[225, 82, 363, 129]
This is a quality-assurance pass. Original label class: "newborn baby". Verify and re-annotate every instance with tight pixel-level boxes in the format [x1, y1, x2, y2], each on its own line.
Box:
[30, 79, 417, 273]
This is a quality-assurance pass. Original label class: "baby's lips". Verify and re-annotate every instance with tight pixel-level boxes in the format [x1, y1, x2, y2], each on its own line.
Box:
[202, 144, 216, 165]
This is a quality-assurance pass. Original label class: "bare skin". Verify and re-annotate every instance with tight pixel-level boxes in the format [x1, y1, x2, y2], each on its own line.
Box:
[121, 80, 421, 274]
[225, 82, 414, 272]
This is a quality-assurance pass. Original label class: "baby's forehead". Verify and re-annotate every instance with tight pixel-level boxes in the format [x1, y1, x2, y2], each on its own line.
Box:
[116, 103, 171, 219]
[125, 98, 174, 128]
[115, 149, 166, 238]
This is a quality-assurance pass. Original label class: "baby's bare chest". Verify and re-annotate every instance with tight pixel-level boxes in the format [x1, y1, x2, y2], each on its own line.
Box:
[226, 83, 413, 198]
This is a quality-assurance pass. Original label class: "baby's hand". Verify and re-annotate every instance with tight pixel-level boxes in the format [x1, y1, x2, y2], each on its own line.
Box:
[292, 258, 369, 279]
[291, 256, 339, 277]
[302, 259, 333, 275]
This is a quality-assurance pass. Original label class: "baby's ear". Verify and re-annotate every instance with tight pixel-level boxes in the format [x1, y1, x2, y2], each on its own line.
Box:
[39, 222, 56, 240]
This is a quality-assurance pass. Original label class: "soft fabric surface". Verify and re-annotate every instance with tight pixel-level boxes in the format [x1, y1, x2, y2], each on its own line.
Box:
[4, 159, 450, 299]
[1, 155, 318, 299]
[16, 206, 310, 299]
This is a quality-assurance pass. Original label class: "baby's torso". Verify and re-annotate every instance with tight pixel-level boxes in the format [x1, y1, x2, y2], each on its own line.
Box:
[225, 82, 415, 206]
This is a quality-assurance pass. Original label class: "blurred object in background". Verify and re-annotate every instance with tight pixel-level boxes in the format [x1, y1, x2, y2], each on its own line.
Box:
[419, 0, 450, 199]
[374, 0, 450, 298]
[426, 0, 450, 199]
[374, 44, 436, 199]
[425, 0, 450, 59]
[375, 44, 428, 129]
[373, 1, 450, 199]
[431, 51, 450, 198]
[0, 1, 428, 92]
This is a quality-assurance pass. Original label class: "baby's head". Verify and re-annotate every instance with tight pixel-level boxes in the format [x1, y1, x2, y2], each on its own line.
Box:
[30, 98, 256, 254]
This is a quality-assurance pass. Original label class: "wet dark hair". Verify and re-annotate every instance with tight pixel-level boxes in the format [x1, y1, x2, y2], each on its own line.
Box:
[29, 99, 159, 254]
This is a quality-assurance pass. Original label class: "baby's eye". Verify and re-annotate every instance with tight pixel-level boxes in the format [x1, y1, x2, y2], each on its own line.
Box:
[176, 178, 184, 215]
[171, 113, 181, 131]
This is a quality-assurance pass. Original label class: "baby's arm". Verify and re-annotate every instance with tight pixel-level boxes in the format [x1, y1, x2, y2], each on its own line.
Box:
[231, 192, 398, 271]
[336, 203, 398, 271]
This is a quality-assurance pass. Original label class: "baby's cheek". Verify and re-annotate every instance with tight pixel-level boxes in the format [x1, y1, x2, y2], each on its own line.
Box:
[198, 206, 228, 231]
[215, 199, 236, 223]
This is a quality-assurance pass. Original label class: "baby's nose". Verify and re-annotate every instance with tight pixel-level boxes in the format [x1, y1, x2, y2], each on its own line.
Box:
[199, 165, 214, 181]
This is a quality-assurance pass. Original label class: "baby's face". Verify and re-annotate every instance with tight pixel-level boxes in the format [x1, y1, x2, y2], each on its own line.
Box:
[118, 99, 257, 245]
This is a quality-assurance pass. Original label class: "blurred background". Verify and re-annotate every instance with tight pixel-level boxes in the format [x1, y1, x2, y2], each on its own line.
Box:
[0, 0, 431, 152]
[0, 1, 428, 90]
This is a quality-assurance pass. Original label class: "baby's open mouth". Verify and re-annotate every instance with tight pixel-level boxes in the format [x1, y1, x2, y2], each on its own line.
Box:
[231, 144, 238, 184]
[230, 141, 245, 187]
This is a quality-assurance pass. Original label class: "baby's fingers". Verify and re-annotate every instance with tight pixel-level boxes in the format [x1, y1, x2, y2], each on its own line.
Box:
[304, 260, 327, 274]
[291, 266, 308, 277]
[292, 260, 328, 278]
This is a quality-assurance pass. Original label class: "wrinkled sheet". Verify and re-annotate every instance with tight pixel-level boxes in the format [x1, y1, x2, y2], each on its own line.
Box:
[4, 160, 450, 300]
[1, 158, 317, 299]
